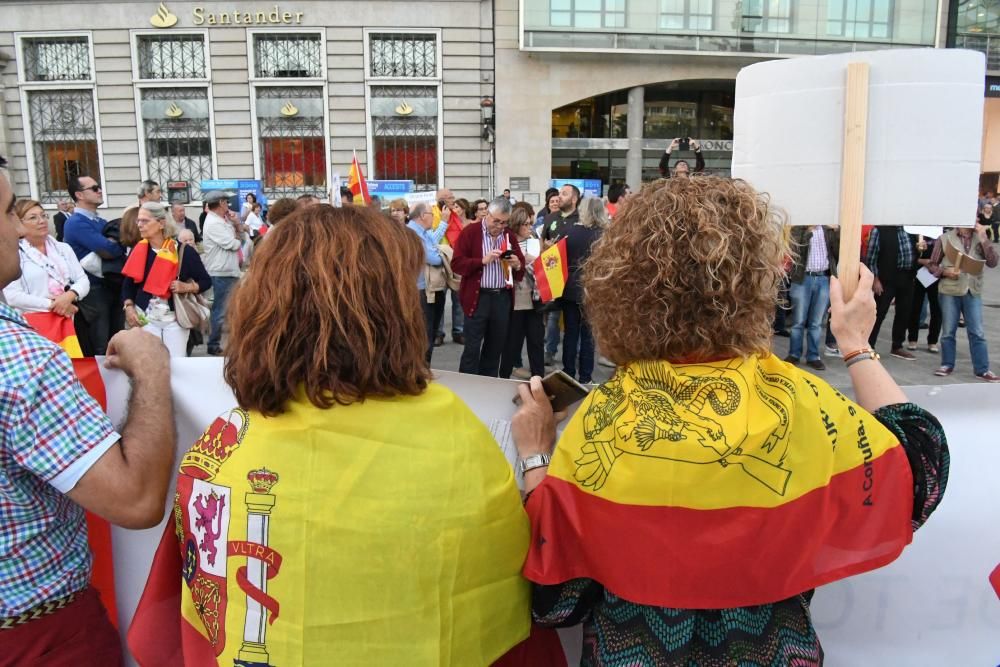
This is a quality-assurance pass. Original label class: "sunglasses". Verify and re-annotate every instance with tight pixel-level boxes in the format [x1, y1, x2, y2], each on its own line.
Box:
[81, 185, 102, 193]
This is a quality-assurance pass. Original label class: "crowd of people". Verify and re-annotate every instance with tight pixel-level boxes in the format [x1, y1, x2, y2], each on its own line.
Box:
[776, 211, 999, 382]
[0, 152, 955, 665]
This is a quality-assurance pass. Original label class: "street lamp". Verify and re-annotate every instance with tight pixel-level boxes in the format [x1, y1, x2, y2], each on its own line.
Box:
[481, 96, 495, 143]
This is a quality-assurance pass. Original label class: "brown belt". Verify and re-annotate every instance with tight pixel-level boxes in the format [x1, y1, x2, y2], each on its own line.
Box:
[0, 591, 79, 630]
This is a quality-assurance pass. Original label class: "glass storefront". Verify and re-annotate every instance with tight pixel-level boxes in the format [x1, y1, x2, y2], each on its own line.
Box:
[551, 80, 735, 187]
[524, 0, 937, 54]
[949, 0, 1000, 70]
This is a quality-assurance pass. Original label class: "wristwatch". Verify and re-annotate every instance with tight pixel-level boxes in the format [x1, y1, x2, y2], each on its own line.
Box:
[518, 453, 551, 474]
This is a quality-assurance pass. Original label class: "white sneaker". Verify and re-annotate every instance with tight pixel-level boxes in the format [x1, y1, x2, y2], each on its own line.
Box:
[511, 368, 532, 380]
[824, 345, 842, 358]
[597, 355, 616, 368]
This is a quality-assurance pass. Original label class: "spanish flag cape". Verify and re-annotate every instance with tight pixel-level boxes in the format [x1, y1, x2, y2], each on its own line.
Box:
[532, 238, 568, 303]
[128, 383, 530, 666]
[524, 355, 914, 608]
[122, 238, 178, 299]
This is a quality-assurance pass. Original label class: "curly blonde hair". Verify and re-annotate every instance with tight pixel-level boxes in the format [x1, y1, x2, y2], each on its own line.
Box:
[583, 176, 787, 364]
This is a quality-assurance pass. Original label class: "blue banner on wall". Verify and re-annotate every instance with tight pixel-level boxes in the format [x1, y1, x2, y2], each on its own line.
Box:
[200, 179, 267, 209]
[367, 180, 414, 197]
[549, 178, 602, 198]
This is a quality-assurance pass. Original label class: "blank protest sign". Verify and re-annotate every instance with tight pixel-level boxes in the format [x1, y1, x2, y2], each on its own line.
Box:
[732, 49, 985, 228]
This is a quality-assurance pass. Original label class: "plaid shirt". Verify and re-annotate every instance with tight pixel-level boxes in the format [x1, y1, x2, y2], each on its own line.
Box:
[0, 303, 119, 616]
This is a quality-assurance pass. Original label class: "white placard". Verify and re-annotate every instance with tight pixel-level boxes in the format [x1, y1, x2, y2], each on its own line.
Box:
[732, 49, 985, 228]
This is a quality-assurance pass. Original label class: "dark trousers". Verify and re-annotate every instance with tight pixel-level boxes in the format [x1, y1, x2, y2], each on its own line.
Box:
[561, 300, 595, 383]
[420, 290, 446, 363]
[907, 278, 941, 345]
[500, 308, 545, 378]
[74, 282, 114, 356]
[459, 289, 511, 377]
[869, 269, 916, 350]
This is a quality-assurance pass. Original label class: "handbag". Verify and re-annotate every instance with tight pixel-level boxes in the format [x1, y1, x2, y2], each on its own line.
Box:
[172, 244, 211, 335]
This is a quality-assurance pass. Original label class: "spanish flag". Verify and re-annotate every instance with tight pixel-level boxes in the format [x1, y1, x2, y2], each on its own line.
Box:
[524, 356, 915, 608]
[532, 238, 568, 303]
[128, 383, 530, 665]
[25, 311, 83, 358]
[122, 239, 179, 299]
[347, 150, 371, 204]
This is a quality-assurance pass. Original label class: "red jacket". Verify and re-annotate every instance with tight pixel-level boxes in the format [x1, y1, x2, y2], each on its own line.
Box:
[452, 221, 526, 317]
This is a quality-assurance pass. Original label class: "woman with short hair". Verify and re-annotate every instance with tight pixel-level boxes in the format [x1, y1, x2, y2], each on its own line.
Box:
[130, 205, 531, 665]
[387, 197, 409, 224]
[121, 202, 211, 356]
[499, 205, 544, 379]
[512, 176, 949, 666]
[3, 199, 90, 355]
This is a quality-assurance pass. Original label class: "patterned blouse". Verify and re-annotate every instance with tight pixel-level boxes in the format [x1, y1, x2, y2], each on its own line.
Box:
[530, 402, 949, 667]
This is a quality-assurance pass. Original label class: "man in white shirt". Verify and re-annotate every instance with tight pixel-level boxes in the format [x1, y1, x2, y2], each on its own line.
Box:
[201, 191, 247, 355]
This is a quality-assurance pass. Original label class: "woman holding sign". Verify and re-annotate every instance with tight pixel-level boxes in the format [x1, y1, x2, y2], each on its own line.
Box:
[512, 177, 949, 665]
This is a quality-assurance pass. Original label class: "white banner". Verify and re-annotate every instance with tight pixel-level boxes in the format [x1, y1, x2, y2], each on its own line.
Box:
[96, 359, 999, 664]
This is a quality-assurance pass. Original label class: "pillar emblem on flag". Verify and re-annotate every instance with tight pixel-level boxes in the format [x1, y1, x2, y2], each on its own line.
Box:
[235, 467, 282, 667]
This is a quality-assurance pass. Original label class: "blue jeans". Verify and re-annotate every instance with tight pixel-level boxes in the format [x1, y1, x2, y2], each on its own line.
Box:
[560, 300, 594, 383]
[545, 309, 561, 356]
[788, 274, 829, 361]
[939, 292, 990, 374]
[208, 276, 238, 351]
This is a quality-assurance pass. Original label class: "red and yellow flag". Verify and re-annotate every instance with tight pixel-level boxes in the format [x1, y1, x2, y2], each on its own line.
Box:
[122, 239, 179, 299]
[524, 355, 914, 608]
[25, 311, 83, 358]
[347, 151, 371, 204]
[532, 238, 568, 303]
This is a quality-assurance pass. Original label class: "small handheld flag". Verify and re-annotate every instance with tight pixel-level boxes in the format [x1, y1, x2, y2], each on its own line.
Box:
[347, 151, 371, 204]
[532, 238, 568, 303]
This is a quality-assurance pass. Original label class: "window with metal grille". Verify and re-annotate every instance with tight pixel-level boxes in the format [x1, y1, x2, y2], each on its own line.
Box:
[139, 88, 213, 201]
[26, 90, 100, 204]
[659, 0, 713, 30]
[826, 0, 891, 38]
[368, 34, 437, 78]
[255, 86, 327, 197]
[253, 33, 323, 78]
[550, 0, 626, 28]
[21, 36, 91, 82]
[370, 86, 438, 191]
[137, 34, 207, 80]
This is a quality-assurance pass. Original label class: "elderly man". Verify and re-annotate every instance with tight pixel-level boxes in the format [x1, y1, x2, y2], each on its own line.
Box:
[53, 199, 74, 242]
[171, 202, 201, 243]
[137, 179, 161, 205]
[0, 154, 175, 664]
[202, 191, 248, 355]
[452, 197, 525, 376]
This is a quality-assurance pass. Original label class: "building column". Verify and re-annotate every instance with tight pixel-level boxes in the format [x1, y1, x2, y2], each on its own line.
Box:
[626, 85, 645, 188]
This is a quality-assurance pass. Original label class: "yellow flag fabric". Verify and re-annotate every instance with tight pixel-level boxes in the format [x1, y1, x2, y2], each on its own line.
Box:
[524, 355, 915, 608]
[169, 383, 530, 665]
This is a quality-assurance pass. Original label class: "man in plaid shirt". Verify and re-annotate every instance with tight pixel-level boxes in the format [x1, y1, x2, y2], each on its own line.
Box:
[0, 155, 176, 665]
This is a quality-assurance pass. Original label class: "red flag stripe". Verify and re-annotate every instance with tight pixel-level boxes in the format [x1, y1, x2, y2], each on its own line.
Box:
[72, 359, 120, 628]
[524, 445, 914, 609]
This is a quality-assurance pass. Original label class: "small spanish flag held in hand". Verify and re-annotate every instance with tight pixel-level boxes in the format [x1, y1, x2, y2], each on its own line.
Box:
[347, 150, 371, 204]
[25, 311, 83, 358]
[533, 238, 568, 302]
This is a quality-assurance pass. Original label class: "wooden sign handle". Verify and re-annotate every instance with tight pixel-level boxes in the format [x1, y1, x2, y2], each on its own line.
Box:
[837, 62, 870, 301]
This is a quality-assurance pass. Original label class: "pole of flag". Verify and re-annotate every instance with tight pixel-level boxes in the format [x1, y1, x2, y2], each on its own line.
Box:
[347, 150, 371, 204]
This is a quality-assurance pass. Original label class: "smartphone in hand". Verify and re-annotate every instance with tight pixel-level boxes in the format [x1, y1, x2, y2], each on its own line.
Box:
[512, 369, 591, 413]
